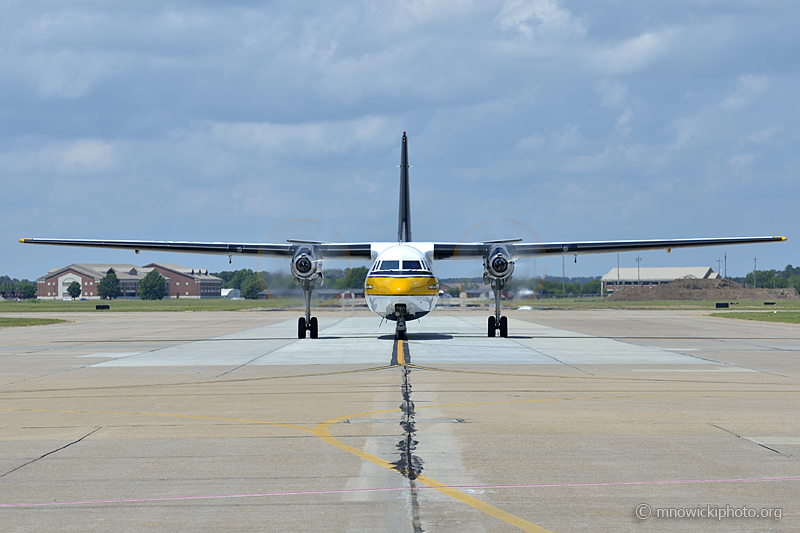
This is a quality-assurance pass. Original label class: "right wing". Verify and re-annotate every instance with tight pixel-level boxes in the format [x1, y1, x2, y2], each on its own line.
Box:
[433, 236, 786, 260]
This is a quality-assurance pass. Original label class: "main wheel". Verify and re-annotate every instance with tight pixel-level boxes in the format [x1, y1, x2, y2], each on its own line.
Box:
[499, 316, 508, 338]
[298, 317, 306, 339]
[488, 316, 496, 337]
[309, 317, 318, 339]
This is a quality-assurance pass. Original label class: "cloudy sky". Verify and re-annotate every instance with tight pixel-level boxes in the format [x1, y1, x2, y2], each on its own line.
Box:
[2, 0, 798, 281]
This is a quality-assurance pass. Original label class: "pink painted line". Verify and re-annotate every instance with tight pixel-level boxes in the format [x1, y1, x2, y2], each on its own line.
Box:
[2, 477, 798, 508]
[447, 477, 800, 490]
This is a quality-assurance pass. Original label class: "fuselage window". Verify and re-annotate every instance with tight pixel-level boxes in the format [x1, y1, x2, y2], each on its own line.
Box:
[403, 260, 422, 270]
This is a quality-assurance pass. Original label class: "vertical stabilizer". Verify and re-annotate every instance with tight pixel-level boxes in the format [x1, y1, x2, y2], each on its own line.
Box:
[397, 132, 412, 242]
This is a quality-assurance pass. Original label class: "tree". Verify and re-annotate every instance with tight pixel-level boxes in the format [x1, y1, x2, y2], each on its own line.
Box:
[67, 281, 82, 300]
[240, 277, 262, 299]
[139, 270, 166, 300]
[789, 275, 800, 294]
[580, 280, 602, 295]
[98, 272, 122, 299]
[21, 283, 36, 300]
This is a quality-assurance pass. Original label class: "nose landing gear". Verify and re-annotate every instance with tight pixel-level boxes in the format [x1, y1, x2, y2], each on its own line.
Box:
[488, 279, 508, 337]
[395, 303, 407, 341]
[297, 279, 319, 339]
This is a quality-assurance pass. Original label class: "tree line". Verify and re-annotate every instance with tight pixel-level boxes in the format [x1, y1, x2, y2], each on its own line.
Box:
[0, 276, 36, 299]
[733, 265, 800, 292]
[442, 276, 602, 297]
[210, 267, 370, 299]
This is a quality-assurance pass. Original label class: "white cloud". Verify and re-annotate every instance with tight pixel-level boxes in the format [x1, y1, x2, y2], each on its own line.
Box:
[747, 127, 780, 144]
[721, 75, 770, 111]
[0, 139, 117, 175]
[615, 108, 633, 137]
[592, 29, 676, 74]
[596, 80, 629, 108]
[495, 0, 580, 37]
[206, 116, 393, 157]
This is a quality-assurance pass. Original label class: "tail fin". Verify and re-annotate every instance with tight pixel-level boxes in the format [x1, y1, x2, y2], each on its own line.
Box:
[397, 132, 412, 242]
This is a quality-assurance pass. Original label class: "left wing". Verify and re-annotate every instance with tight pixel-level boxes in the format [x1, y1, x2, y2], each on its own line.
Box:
[18, 238, 372, 260]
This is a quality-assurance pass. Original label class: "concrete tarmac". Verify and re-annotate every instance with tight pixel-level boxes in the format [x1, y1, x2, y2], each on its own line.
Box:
[1, 308, 798, 532]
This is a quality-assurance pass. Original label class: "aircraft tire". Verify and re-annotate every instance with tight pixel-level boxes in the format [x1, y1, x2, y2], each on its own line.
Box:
[298, 317, 306, 339]
[499, 316, 508, 338]
[310, 317, 318, 339]
[488, 316, 496, 337]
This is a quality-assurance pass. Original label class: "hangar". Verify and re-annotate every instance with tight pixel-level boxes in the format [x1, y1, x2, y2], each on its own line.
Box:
[601, 266, 720, 293]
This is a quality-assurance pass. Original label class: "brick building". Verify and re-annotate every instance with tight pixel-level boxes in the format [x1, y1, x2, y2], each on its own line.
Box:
[36, 263, 221, 300]
[145, 263, 222, 299]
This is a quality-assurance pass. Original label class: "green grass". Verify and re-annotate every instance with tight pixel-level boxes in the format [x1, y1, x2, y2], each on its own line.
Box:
[0, 317, 66, 327]
[4, 295, 798, 313]
[0, 298, 301, 313]
[513, 297, 800, 311]
[709, 311, 800, 324]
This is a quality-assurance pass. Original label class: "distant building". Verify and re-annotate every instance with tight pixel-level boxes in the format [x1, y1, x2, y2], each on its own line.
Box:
[601, 267, 720, 293]
[36, 263, 221, 300]
[145, 264, 222, 299]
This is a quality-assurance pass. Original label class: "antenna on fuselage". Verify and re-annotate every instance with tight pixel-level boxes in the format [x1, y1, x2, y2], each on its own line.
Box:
[397, 131, 412, 243]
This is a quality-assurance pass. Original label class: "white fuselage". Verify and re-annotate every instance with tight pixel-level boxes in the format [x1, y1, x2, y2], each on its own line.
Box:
[364, 244, 439, 321]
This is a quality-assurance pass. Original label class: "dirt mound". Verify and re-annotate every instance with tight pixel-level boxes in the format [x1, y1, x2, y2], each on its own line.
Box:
[606, 278, 799, 301]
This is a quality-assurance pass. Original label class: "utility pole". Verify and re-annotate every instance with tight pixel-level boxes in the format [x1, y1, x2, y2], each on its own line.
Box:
[636, 256, 642, 287]
[716, 258, 722, 279]
[617, 253, 620, 292]
[724, 253, 727, 279]
[562, 256, 566, 298]
[753, 256, 757, 289]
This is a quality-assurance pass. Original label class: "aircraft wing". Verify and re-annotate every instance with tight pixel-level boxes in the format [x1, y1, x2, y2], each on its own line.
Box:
[433, 236, 786, 260]
[19, 235, 786, 262]
[18, 238, 373, 260]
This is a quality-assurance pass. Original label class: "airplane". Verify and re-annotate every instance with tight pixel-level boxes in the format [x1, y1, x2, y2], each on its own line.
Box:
[21, 132, 785, 340]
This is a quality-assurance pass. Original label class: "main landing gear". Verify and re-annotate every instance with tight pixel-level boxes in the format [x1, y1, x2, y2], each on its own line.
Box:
[488, 278, 508, 338]
[297, 279, 318, 339]
[395, 303, 407, 341]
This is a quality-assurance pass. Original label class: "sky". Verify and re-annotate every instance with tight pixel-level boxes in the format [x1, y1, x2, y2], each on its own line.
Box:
[2, 0, 799, 282]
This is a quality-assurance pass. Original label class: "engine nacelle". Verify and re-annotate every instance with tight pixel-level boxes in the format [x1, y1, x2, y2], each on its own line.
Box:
[291, 245, 321, 280]
[484, 245, 514, 281]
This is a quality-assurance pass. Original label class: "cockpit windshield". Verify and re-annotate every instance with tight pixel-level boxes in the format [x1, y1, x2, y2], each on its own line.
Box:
[371, 258, 431, 274]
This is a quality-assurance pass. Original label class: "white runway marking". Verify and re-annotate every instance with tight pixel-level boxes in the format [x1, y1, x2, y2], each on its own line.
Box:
[86, 316, 706, 367]
[79, 352, 142, 359]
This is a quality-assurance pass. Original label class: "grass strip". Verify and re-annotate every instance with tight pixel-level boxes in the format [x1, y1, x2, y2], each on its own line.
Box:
[0, 317, 66, 327]
[0, 298, 300, 313]
[710, 311, 800, 324]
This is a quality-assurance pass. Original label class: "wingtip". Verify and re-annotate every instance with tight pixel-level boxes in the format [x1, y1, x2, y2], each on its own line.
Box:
[779, 236, 787, 241]
[19, 238, 30, 244]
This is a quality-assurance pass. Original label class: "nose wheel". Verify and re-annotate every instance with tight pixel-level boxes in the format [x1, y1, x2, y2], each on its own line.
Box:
[298, 316, 318, 339]
[488, 279, 508, 337]
[488, 315, 507, 337]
